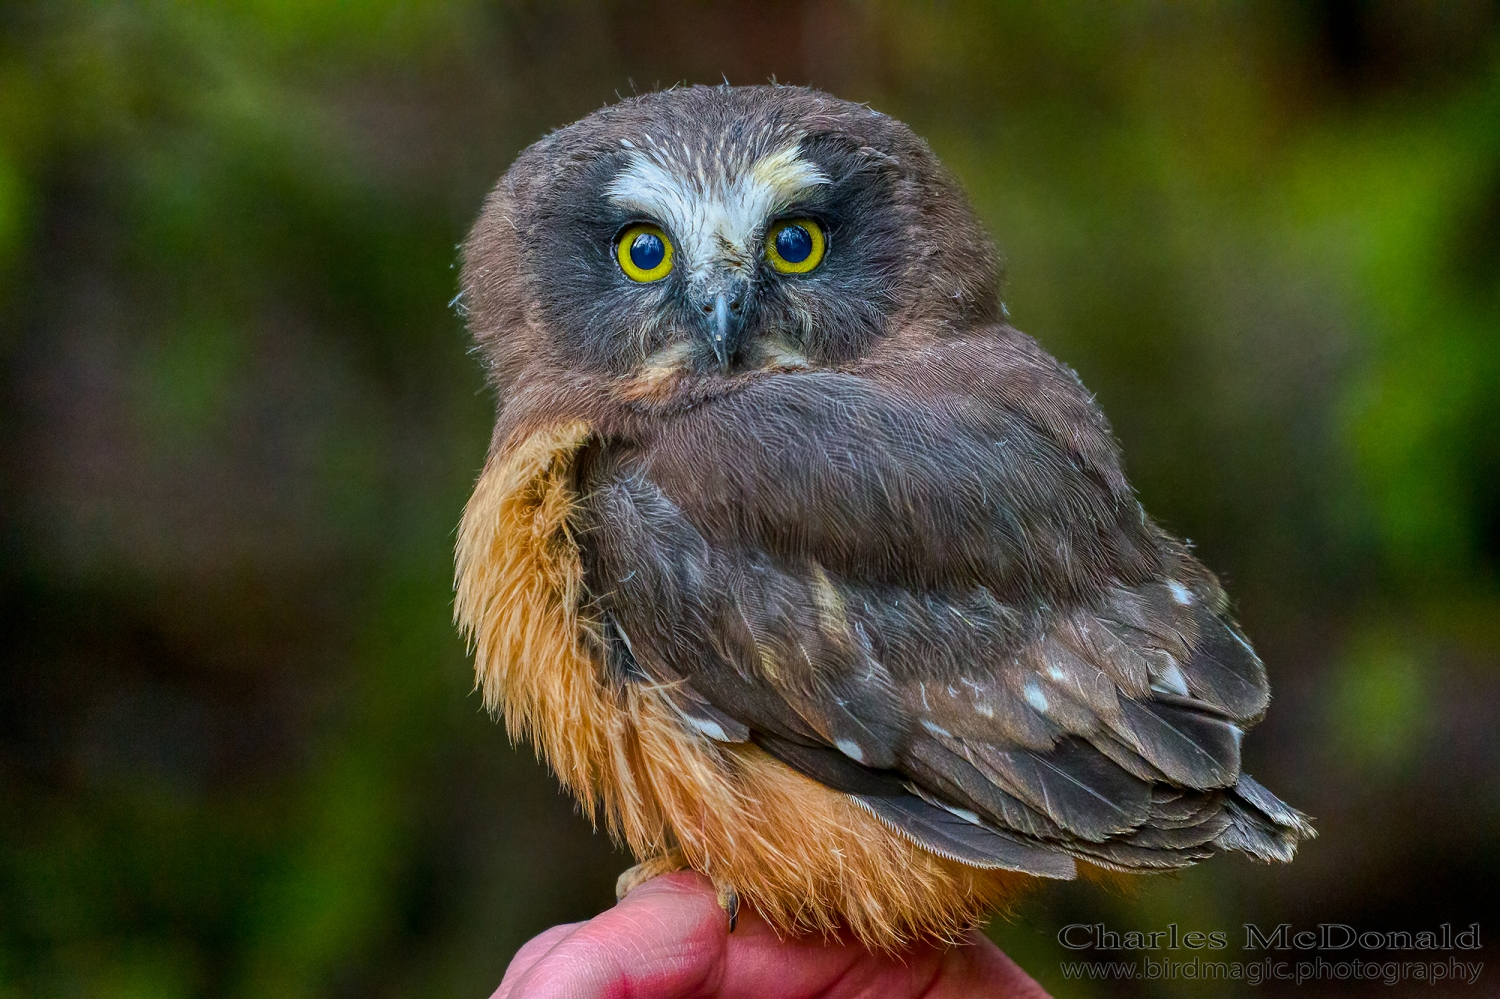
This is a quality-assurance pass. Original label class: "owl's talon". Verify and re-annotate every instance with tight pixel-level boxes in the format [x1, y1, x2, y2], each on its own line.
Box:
[615, 849, 688, 900]
[716, 883, 740, 932]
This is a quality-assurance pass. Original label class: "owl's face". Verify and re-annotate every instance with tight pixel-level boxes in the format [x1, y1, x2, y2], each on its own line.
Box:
[464, 86, 1000, 387]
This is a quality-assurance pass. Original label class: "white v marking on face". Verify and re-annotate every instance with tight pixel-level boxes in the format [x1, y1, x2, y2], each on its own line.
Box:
[606, 143, 827, 282]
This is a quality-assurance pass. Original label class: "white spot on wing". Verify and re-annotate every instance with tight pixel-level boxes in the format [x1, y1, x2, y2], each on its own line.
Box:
[685, 716, 729, 741]
[1167, 580, 1194, 606]
[1152, 663, 1190, 697]
[835, 739, 866, 763]
[920, 719, 953, 738]
[937, 801, 984, 825]
[1023, 681, 1050, 714]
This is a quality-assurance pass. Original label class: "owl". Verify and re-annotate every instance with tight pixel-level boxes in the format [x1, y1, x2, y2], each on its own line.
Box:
[454, 84, 1312, 950]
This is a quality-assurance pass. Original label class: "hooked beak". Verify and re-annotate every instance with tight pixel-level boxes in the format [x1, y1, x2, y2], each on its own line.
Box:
[711, 292, 733, 371]
[695, 279, 750, 373]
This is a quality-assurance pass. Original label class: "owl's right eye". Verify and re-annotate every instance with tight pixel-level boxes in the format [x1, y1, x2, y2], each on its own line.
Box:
[616, 225, 674, 282]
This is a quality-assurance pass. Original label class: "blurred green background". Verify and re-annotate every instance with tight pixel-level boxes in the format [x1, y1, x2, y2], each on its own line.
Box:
[2, 2, 1497, 996]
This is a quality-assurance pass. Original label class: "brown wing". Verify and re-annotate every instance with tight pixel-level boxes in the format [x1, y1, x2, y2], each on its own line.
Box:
[575, 327, 1312, 873]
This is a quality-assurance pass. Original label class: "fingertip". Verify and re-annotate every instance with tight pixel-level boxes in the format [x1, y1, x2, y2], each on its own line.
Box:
[514, 921, 587, 967]
[494, 871, 733, 999]
[493, 922, 586, 999]
[585, 869, 729, 966]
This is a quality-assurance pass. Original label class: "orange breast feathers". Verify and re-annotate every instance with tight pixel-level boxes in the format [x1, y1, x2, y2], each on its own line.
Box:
[453, 422, 1029, 949]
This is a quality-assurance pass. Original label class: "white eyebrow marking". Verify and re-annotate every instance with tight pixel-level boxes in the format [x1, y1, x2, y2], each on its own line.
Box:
[605, 143, 827, 282]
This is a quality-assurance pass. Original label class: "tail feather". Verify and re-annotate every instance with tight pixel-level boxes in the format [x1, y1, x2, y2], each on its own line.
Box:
[1213, 773, 1316, 862]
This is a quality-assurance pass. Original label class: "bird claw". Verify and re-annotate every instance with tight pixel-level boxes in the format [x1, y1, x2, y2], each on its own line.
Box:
[716, 882, 740, 932]
[615, 849, 688, 900]
[618, 854, 739, 933]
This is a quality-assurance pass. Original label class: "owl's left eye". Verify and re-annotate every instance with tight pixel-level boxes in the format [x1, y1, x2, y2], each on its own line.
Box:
[765, 219, 826, 274]
[616, 224, 674, 282]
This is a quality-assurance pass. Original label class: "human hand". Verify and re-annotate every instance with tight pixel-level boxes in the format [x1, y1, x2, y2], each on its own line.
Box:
[492, 872, 1050, 998]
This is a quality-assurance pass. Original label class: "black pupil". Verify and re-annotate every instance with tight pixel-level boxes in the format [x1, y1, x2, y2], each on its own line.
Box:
[775, 225, 813, 264]
[629, 232, 665, 272]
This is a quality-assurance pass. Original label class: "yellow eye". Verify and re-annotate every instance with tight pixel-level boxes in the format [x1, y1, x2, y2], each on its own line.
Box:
[616, 224, 674, 282]
[765, 219, 825, 274]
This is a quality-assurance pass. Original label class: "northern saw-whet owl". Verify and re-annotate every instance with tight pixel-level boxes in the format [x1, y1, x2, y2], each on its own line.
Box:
[454, 84, 1312, 951]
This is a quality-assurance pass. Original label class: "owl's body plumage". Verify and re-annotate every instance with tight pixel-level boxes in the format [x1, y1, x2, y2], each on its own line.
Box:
[456, 85, 1311, 949]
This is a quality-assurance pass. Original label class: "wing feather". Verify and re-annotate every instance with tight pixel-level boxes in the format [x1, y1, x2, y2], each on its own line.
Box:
[570, 331, 1310, 871]
[1108, 696, 1243, 789]
[854, 794, 1078, 878]
[959, 737, 1153, 842]
[904, 737, 1070, 842]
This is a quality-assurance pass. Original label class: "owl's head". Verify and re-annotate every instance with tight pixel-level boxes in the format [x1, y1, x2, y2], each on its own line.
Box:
[462, 85, 1000, 390]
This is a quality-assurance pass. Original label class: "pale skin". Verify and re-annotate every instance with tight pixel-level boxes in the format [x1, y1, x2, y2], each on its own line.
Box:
[492, 873, 1051, 999]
